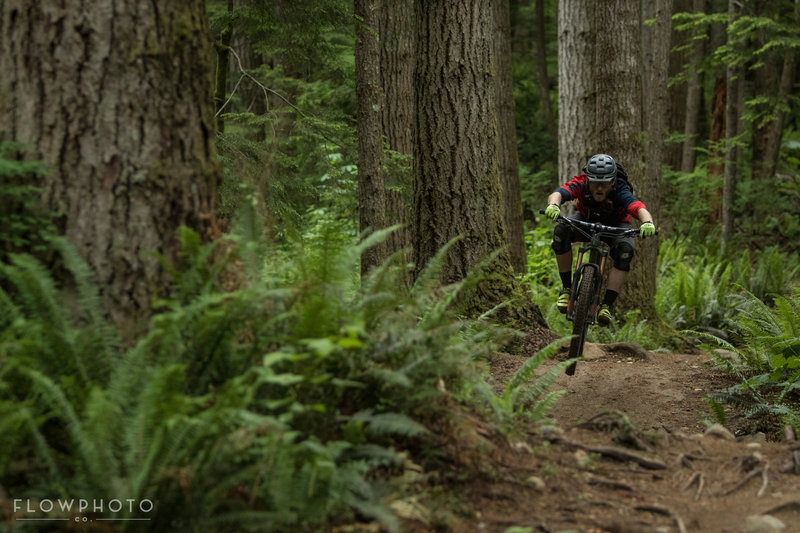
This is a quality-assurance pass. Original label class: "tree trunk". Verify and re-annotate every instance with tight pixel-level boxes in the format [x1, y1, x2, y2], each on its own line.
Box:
[355, 0, 387, 276]
[708, 76, 726, 223]
[0, 1, 220, 334]
[665, 0, 692, 171]
[626, 0, 670, 320]
[214, 0, 234, 133]
[680, 0, 706, 174]
[750, 0, 797, 191]
[493, 0, 527, 275]
[721, 0, 742, 253]
[535, 0, 557, 138]
[557, 0, 595, 185]
[594, 0, 654, 320]
[413, 0, 545, 328]
[379, 0, 414, 271]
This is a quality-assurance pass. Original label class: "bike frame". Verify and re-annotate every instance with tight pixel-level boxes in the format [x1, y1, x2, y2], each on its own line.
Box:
[545, 213, 645, 375]
[560, 217, 637, 324]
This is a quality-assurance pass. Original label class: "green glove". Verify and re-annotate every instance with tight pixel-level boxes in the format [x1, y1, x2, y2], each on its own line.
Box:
[640, 221, 656, 238]
[545, 204, 560, 221]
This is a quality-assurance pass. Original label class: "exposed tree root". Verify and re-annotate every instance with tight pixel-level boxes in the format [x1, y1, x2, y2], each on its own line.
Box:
[545, 435, 667, 470]
[722, 463, 770, 497]
[762, 500, 800, 515]
[574, 410, 654, 452]
[634, 504, 688, 533]
[587, 474, 636, 492]
[682, 471, 705, 501]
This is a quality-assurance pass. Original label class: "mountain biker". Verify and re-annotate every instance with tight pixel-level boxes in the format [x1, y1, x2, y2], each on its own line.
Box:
[544, 154, 656, 326]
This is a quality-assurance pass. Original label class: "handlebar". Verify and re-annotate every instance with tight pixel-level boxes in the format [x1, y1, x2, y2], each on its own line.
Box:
[538, 209, 658, 239]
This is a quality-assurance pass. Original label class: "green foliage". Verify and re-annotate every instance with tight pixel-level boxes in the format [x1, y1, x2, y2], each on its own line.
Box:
[1, 217, 548, 530]
[208, 0, 359, 240]
[484, 339, 574, 424]
[588, 310, 666, 351]
[656, 236, 800, 334]
[0, 141, 56, 261]
[656, 237, 739, 332]
[209, 0, 353, 75]
[701, 289, 800, 434]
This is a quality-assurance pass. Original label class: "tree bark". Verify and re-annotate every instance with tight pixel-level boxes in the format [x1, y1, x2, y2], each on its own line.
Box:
[355, 0, 387, 276]
[493, 0, 527, 275]
[413, 0, 545, 328]
[708, 76, 726, 223]
[624, 0, 670, 320]
[750, 0, 798, 191]
[594, 0, 654, 320]
[379, 0, 414, 270]
[214, 0, 234, 133]
[680, 0, 706, 174]
[0, 1, 220, 334]
[557, 0, 595, 185]
[665, 0, 692, 171]
[721, 0, 742, 253]
[535, 0, 557, 138]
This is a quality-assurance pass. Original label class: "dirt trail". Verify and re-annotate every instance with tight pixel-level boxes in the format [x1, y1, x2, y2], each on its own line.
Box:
[444, 344, 800, 533]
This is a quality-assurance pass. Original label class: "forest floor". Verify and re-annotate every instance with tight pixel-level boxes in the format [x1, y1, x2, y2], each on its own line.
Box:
[404, 337, 800, 533]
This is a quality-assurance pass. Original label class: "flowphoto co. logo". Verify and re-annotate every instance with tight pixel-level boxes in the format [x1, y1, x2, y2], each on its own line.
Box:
[13, 498, 154, 524]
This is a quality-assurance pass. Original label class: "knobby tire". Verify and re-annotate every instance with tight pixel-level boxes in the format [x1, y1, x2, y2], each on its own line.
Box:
[566, 266, 596, 375]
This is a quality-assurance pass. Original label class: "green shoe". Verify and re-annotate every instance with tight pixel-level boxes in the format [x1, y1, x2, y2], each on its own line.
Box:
[597, 304, 612, 326]
[557, 289, 570, 314]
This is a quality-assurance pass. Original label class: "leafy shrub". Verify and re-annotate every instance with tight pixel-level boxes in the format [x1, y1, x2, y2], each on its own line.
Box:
[0, 141, 56, 261]
[1, 219, 558, 531]
[704, 289, 800, 435]
[656, 237, 800, 335]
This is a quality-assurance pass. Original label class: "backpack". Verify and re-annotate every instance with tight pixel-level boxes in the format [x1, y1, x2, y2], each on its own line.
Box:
[615, 163, 634, 195]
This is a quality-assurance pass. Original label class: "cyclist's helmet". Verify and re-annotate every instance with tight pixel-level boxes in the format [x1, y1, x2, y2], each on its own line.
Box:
[585, 154, 617, 182]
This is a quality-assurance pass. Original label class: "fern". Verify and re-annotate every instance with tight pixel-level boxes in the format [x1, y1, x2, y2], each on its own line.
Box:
[22, 368, 105, 483]
[706, 397, 728, 425]
[351, 410, 430, 438]
[507, 339, 564, 391]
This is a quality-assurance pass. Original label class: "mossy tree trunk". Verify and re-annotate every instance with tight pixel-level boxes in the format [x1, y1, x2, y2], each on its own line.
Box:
[0, 1, 220, 334]
[412, 0, 546, 329]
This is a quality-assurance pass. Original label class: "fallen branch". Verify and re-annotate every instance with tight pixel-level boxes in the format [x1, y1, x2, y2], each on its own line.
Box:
[634, 504, 688, 533]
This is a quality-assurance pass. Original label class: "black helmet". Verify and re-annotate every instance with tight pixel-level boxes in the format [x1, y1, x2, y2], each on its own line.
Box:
[585, 154, 617, 182]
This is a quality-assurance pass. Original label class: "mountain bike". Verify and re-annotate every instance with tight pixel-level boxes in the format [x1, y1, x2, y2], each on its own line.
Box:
[540, 212, 655, 375]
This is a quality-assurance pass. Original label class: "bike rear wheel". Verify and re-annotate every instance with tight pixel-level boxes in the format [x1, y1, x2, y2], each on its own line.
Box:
[566, 265, 597, 375]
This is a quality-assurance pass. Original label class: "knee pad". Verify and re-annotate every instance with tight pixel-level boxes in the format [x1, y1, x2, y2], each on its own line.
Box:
[551, 223, 572, 255]
[612, 242, 634, 272]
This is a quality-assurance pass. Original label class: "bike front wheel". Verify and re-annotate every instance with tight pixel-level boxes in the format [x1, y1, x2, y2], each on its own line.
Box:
[566, 265, 597, 375]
